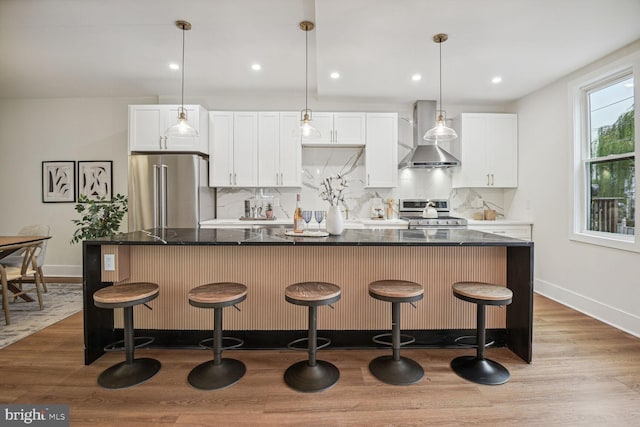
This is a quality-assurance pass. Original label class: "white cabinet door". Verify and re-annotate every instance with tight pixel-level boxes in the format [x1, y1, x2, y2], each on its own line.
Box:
[129, 106, 164, 151]
[452, 113, 518, 188]
[209, 111, 234, 186]
[334, 112, 366, 146]
[487, 115, 518, 187]
[233, 112, 258, 187]
[365, 113, 397, 188]
[129, 105, 208, 153]
[258, 112, 280, 187]
[278, 112, 302, 187]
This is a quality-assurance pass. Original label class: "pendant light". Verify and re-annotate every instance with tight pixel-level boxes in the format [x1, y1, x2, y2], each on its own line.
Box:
[165, 20, 198, 138]
[298, 21, 320, 139]
[424, 33, 457, 143]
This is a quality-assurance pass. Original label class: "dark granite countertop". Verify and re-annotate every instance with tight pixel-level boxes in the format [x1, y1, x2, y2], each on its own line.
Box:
[84, 227, 533, 247]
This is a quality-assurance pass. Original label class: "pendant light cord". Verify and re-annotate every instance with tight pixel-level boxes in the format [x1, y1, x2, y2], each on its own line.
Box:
[181, 25, 186, 112]
[438, 39, 442, 115]
[305, 28, 309, 112]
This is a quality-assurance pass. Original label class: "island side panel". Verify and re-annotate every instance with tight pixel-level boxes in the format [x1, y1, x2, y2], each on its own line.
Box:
[83, 242, 115, 365]
[115, 245, 508, 331]
[506, 244, 534, 363]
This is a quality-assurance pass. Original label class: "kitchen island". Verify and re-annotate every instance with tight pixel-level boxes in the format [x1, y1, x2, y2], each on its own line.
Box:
[83, 228, 533, 364]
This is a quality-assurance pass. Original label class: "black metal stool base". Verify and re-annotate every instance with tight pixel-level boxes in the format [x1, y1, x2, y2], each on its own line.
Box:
[188, 358, 246, 390]
[284, 360, 340, 393]
[369, 355, 424, 385]
[451, 355, 510, 385]
[97, 357, 161, 389]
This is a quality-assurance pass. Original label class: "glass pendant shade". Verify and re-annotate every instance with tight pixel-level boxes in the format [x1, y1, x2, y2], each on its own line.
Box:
[424, 112, 457, 142]
[299, 109, 321, 138]
[165, 109, 198, 137]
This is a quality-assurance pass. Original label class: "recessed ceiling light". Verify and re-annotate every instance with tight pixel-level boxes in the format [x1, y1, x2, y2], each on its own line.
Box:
[411, 74, 422, 81]
[330, 72, 340, 79]
[169, 63, 179, 70]
[491, 76, 503, 84]
[251, 63, 262, 71]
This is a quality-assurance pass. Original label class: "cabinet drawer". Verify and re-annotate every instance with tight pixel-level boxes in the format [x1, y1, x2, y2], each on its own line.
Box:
[469, 224, 532, 240]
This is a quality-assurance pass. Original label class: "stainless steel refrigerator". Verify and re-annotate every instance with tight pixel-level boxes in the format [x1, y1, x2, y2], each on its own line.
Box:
[128, 153, 216, 231]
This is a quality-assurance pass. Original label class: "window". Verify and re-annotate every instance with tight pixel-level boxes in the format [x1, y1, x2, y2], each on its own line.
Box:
[571, 53, 639, 251]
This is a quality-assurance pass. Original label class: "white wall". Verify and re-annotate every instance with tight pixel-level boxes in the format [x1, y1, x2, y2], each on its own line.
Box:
[0, 96, 156, 276]
[508, 40, 640, 337]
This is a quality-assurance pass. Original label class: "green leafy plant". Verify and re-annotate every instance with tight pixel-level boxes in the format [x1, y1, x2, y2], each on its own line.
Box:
[70, 193, 128, 243]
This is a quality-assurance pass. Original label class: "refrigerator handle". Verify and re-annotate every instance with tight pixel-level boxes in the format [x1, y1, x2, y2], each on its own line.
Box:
[153, 165, 159, 228]
[160, 164, 168, 228]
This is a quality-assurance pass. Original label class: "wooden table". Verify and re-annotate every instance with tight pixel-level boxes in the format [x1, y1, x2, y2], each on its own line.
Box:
[0, 235, 51, 303]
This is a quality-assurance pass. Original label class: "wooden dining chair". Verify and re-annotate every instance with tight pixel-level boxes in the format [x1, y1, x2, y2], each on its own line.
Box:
[1, 225, 50, 293]
[0, 244, 45, 325]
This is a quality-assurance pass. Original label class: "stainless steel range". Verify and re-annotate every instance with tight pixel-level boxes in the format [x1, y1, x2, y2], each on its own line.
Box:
[399, 199, 468, 229]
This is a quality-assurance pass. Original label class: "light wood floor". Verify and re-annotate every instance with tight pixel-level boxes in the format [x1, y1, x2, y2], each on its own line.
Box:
[1, 294, 639, 426]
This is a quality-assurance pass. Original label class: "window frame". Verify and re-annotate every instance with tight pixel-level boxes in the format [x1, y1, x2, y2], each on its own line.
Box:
[569, 52, 639, 252]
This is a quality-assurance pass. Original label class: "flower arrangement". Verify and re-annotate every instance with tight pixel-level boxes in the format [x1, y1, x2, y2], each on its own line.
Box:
[319, 174, 348, 206]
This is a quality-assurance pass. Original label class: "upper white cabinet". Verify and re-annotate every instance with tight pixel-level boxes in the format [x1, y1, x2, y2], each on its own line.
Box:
[302, 112, 366, 147]
[209, 111, 258, 187]
[451, 113, 518, 188]
[128, 105, 209, 154]
[365, 113, 398, 188]
[258, 112, 301, 187]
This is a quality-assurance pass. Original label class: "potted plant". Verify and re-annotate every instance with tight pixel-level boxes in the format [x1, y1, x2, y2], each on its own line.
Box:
[70, 193, 128, 243]
[265, 202, 274, 219]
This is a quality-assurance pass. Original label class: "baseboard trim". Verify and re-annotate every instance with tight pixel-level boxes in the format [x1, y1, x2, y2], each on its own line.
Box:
[42, 265, 82, 278]
[535, 278, 640, 338]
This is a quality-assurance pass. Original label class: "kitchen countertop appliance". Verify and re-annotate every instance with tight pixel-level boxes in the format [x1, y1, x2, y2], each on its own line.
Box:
[399, 199, 467, 229]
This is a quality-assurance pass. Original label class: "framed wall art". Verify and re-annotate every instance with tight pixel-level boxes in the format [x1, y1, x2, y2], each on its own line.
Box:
[42, 161, 76, 203]
[78, 160, 113, 201]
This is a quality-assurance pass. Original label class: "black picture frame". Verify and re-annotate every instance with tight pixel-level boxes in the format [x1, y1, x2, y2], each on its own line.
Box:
[78, 160, 113, 201]
[42, 161, 76, 203]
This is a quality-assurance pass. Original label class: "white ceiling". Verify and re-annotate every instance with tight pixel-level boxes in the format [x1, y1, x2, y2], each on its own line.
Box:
[1, 0, 639, 104]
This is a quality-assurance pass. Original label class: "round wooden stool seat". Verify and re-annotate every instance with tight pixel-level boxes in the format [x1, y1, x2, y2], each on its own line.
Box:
[93, 282, 159, 309]
[369, 280, 424, 303]
[452, 282, 513, 306]
[189, 282, 248, 308]
[285, 282, 341, 307]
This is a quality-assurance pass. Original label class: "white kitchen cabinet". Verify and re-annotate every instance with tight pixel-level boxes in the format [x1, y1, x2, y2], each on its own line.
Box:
[451, 113, 518, 188]
[209, 111, 258, 187]
[469, 223, 532, 240]
[365, 113, 398, 188]
[302, 112, 366, 147]
[128, 105, 208, 154]
[258, 112, 301, 187]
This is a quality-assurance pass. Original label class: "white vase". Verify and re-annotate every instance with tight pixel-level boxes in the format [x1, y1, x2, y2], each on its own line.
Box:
[326, 205, 344, 235]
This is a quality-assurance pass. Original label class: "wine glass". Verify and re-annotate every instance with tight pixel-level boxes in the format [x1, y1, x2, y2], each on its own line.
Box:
[314, 210, 325, 230]
[302, 210, 313, 230]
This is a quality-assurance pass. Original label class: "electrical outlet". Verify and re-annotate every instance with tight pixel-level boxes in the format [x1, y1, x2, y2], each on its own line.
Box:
[104, 254, 115, 271]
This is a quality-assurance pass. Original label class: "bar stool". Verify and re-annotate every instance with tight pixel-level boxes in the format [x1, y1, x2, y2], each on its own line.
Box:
[368, 280, 424, 385]
[284, 281, 341, 393]
[187, 282, 247, 390]
[93, 282, 161, 389]
[451, 281, 513, 385]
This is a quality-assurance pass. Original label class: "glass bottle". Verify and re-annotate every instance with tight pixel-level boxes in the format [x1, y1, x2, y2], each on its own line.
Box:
[293, 194, 304, 233]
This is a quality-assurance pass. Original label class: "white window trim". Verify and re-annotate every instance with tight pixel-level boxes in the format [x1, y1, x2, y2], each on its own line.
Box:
[569, 51, 640, 253]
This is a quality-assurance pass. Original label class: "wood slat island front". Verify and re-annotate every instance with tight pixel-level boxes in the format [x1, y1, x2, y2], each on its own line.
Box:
[83, 228, 533, 365]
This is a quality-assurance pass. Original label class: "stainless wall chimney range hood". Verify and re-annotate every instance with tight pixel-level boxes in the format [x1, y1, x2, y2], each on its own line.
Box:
[399, 100, 460, 168]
